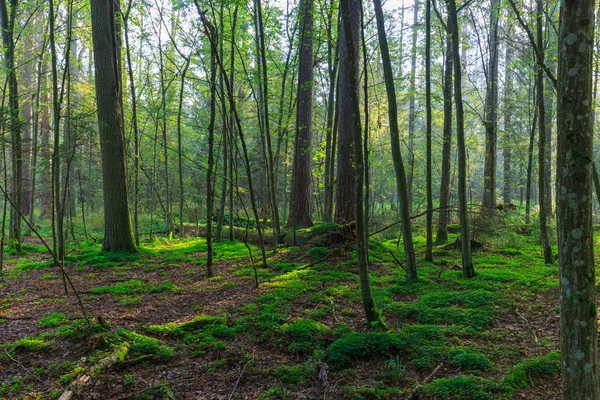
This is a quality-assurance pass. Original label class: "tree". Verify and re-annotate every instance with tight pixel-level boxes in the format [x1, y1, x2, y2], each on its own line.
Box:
[535, 0, 552, 264]
[556, 0, 598, 396]
[481, 0, 500, 216]
[372, 0, 416, 280]
[334, 0, 360, 224]
[339, 0, 382, 328]
[434, 2, 454, 245]
[0, 0, 22, 255]
[90, 0, 137, 253]
[448, 0, 473, 278]
[424, 0, 433, 261]
[287, 0, 314, 228]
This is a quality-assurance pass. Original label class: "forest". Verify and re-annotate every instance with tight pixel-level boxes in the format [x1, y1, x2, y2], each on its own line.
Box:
[0, 0, 597, 398]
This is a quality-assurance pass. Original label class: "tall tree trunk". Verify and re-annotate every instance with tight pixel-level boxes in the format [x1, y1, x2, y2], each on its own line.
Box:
[503, 23, 513, 205]
[536, 0, 552, 264]
[448, 0, 473, 278]
[90, 0, 137, 252]
[424, 0, 433, 261]
[436, 27, 453, 244]
[481, 0, 500, 216]
[0, 0, 21, 255]
[339, 0, 382, 329]
[556, 0, 599, 396]
[406, 0, 419, 213]
[373, 0, 417, 280]
[287, 0, 314, 228]
[205, 24, 217, 278]
[323, 0, 338, 223]
[123, 0, 139, 246]
[29, 29, 47, 230]
[334, 0, 360, 224]
[255, 0, 281, 245]
[177, 58, 190, 237]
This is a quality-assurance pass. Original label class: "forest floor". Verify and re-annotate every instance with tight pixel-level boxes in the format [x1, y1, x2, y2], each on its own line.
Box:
[0, 222, 566, 399]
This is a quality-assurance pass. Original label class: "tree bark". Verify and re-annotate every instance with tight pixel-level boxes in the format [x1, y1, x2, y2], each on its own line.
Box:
[90, 0, 137, 252]
[556, 0, 599, 396]
[536, 0, 552, 264]
[373, 0, 417, 280]
[436, 25, 453, 244]
[287, 0, 314, 228]
[0, 0, 22, 255]
[448, 0, 473, 278]
[339, 0, 382, 328]
[481, 0, 500, 216]
[334, 0, 360, 224]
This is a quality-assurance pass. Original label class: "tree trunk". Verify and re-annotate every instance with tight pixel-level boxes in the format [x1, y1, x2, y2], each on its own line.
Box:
[536, 0, 552, 264]
[502, 23, 513, 205]
[0, 0, 22, 255]
[339, 0, 382, 329]
[287, 0, 314, 229]
[373, 0, 417, 280]
[556, 0, 599, 396]
[436, 28, 453, 244]
[424, 0, 433, 261]
[481, 0, 500, 216]
[90, 0, 137, 252]
[448, 0, 473, 278]
[406, 0, 419, 214]
[334, 0, 360, 224]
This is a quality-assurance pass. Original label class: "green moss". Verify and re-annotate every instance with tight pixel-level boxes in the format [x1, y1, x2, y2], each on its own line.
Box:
[344, 381, 402, 399]
[305, 246, 328, 259]
[39, 312, 68, 328]
[117, 329, 175, 361]
[448, 347, 493, 372]
[12, 336, 53, 352]
[271, 364, 310, 385]
[421, 376, 506, 399]
[56, 319, 108, 340]
[309, 222, 339, 235]
[91, 279, 177, 295]
[146, 315, 227, 336]
[502, 350, 560, 391]
[326, 325, 445, 369]
[281, 318, 328, 353]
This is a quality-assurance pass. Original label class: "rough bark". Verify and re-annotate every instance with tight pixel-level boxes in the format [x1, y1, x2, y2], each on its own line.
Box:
[334, 0, 360, 224]
[90, 0, 137, 252]
[373, 0, 417, 280]
[557, 0, 599, 397]
[0, 0, 22, 254]
[536, 0, 552, 264]
[481, 0, 500, 216]
[287, 0, 314, 228]
[339, 0, 382, 328]
[448, 0, 473, 278]
[436, 28, 453, 244]
[502, 23, 513, 205]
